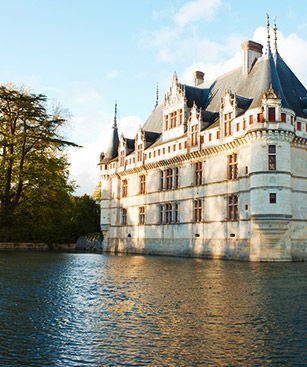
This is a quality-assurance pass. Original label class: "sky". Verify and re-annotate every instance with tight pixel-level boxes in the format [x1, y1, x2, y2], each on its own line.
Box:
[1, 0, 306, 195]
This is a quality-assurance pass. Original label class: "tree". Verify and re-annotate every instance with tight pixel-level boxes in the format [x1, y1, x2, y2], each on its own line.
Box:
[0, 85, 78, 227]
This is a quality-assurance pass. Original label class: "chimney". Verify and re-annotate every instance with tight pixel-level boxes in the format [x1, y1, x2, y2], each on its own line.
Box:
[193, 70, 204, 86]
[241, 40, 263, 76]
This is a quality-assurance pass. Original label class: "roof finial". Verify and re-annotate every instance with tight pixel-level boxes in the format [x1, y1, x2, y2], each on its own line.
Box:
[154, 82, 159, 109]
[273, 16, 278, 53]
[266, 13, 271, 54]
[113, 101, 117, 128]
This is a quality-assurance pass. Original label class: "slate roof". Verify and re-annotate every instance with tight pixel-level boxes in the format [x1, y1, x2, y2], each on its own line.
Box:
[100, 124, 119, 163]
[142, 50, 306, 136]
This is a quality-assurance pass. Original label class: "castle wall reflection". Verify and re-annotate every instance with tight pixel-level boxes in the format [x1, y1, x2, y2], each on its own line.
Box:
[0, 252, 306, 366]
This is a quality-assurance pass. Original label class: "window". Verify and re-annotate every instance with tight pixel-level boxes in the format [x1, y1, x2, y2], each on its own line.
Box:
[174, 167, 179, 189]
[137, 144, 143, 162]
[224, 113, 232, 136]
[122, 208, 127, 225]
[228, 195, 239, 221]
[243, 119, 246, 130]
[297, 121, 301, 130]
[179, 143, 182, 150]
[216, 131, 220, 139]
[236, 123, 240, 132]
[269, 193, 276, 204]
[249, 115, 253, 125]
[119, 150, 125, 166]
[158, 149, 161, 156]
[139, 175, 146, 194]
[149, 152, 152, 159]
[173, 144, 176, 151]
[165, 115, 169, 130]
[191, 124, 198, 146]
[257, 113, 264, 122]
[228, 153, 238, 180]
[160, 170, 164, 190]
[179, 109, 183, 125]
[268, 107, 276, 122]
[184, 141, 187, 149]
[291, 116, 294, 125]
[170, 111, 177, 128]
[122, 179, 128, 197]
[163, 147, 166, 154]
[160, 203, 179, 224]
[281, 113, 286, 122]
[209, 133, 212, 141]
[201, 135, 204, 144]
[165, 203, 172, 224]
[159, 205, 164, 224]
[166, 168, 173, 190]
[174, 203, 179, 223]
[194, 200, 202, 222]
[139, 207, 145, 225]
[268, 145, 276, 171]
[195, 162, 202, 186]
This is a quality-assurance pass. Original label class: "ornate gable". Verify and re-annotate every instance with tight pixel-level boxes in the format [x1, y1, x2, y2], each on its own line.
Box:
[164, 72, 186, 108]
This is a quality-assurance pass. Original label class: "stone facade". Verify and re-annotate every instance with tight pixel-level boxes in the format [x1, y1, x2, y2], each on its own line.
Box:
[99, 27, 307, 262]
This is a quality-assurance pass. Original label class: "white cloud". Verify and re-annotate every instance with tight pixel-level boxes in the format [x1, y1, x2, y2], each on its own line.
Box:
[181, 26, 307, 87]
[174, 0, 222, 27]
[105, 69, 121, 79]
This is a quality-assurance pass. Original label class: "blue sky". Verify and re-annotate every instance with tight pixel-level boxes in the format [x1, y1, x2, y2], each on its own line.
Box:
[1, 0, 306, 193]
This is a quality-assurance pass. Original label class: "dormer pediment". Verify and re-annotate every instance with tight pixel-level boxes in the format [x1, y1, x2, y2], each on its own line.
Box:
[164, 72, 186, 108]
[189, 102, 201, 125]
[262, 85, 281, 101]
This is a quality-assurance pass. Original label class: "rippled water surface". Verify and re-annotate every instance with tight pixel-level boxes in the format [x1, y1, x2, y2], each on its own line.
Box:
[0, 252, 306, 366]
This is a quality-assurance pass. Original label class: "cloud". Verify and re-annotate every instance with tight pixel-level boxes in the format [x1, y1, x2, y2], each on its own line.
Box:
[181, 26, 307, 87]
[67, 115, 141, 195]
[105, 69, 121, 79]
[174, 0, 222, 27]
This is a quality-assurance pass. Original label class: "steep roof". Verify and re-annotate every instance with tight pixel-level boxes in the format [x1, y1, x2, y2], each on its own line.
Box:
[100, 124, 119, 163]
[141, 50, 306, 136]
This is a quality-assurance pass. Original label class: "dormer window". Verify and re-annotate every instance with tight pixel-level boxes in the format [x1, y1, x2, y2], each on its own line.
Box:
[165, 115, 169, 130]
[268, 107, 276, 122]
[281, 113, 286, 122]
[170, 111, 177, 128]
[191, 125, 198, 146]
[179, 109, 183, 125]
[224, 113, 232, 136]
[257, 113, 264, 122]
[119, 150, 125, 166]
[137, 144, 143, 162]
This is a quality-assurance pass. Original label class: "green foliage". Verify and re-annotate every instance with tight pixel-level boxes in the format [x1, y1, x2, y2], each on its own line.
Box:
[0, 85, 100, 243]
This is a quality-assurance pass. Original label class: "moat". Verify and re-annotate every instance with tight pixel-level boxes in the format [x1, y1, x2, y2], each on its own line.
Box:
[0, 252, 306, 366]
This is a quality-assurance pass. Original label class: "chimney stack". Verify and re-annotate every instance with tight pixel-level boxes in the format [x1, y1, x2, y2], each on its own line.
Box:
[241, 41, 263, 76]
[193, 70, 204, 86]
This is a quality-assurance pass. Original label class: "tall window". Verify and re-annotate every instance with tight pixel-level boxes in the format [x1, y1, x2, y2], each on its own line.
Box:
[194, 200, 202, 222]
[268, 145, 276, 171]
[179, 109, 183, 125]
[174, 203, 179, 223]
[165, 114, 169, 130]
[224, 113, 232, 136]
[195, 162, 202, 186]
[119, 150, 125, 166]
[166, 168, 173, 190]
[249, 115, 253, 125]
[122, 208, 127, 225]
[228, 153, 238, 180]
[139, 175, 146, 194]
[139, 206, 145, 225]
[174, 167, 179, 189]
[122, 179, 128, 197]
[160, 170, 164, 190]
[228, 195, 238, 221]
[170, 111, 177, 128]
[165, 203, 172, 224]
[191, 124, 198, 146]
[137, 144, 143, 162]
[268, 107, 276, 122]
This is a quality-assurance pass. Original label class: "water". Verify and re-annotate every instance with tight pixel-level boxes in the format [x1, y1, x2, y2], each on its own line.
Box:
[0, 252, 306, 367]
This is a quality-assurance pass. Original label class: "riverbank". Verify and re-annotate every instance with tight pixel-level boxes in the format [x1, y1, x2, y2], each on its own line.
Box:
[0, 238, 102, 252]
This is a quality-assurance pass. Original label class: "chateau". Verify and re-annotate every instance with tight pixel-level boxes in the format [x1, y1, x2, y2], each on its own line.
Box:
[99, 19, 307, 261]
